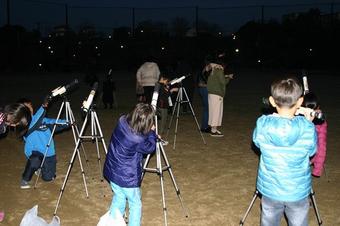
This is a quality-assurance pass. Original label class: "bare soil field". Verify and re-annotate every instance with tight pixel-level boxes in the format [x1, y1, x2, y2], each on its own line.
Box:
[0, 69, 339, 226]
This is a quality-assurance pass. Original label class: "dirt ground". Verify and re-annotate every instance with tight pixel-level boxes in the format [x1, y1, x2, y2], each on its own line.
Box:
[0, 69, 339, 226]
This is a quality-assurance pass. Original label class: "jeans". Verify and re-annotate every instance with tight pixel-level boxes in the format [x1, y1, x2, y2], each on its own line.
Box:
[261, 196, 309, 226]
[22, 151, 56, 182]
[110, 182, 142, 226]
[198, 87, 209, 129]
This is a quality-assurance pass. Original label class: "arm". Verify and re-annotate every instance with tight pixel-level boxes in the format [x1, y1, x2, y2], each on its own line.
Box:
[135, 130, 157, 154]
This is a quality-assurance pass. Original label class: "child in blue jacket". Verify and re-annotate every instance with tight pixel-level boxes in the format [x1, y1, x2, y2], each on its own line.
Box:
[20, 98, 69, 189]
[103, 103, 157, 226]
[253, 77, 317, 226]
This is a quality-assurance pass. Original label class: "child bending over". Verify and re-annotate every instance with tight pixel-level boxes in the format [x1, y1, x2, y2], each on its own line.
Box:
[103, 103, 157, 226]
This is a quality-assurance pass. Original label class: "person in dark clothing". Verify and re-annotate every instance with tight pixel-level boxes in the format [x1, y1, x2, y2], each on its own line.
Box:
[102, 75, 116, 109]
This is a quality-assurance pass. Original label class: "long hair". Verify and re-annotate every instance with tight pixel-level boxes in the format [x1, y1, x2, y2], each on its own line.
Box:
[126, 103, 155, 135]
[4, 103, 32, 137]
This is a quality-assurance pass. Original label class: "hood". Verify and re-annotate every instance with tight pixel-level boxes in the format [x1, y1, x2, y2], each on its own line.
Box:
[259, 114, 306, 147]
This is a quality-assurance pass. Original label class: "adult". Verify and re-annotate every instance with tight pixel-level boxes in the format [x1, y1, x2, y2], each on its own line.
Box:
[206, 53, 234, 137]
[136, 58, 160, 104]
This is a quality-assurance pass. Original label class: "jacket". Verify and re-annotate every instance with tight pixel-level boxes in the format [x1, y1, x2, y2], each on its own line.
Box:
[23, 106, 68, 158]
[136, 62, 160, 87]
[103, 116, 157, 188]
[311, 121, 327, 177]
[207, 67, 230, 98]
[253, 114, 317, 202]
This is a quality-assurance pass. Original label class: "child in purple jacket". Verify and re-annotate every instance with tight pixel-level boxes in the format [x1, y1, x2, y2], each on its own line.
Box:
[103, 103, 157, 226]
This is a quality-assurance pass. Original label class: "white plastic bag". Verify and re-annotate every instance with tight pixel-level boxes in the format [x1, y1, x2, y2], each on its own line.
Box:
[20, 205, 60, 226]
[97, 209, 126, 226]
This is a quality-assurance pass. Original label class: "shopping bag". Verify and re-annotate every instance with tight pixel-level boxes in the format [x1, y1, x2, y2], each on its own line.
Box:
[97, 209, 126, 226]
[20, 205, 60, 226]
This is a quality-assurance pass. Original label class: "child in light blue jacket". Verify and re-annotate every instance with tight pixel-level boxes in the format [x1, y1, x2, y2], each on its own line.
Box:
[253, 77, 317, 226]
[19, 99, 69, 189]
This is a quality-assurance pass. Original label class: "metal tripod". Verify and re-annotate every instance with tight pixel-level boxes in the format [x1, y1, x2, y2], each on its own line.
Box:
[54, 105, 108, 215]
[142, 116, 189, 226]
[34, 96, 89, 188]
[166, 84, 206, 149]
[239, 189, 323, 226]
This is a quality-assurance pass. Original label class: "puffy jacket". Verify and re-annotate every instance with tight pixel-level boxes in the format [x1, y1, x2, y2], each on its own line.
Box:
[24, 106, 68, 158]
[136, 62, 160, 87]
[253, 114, 317, 202]
[311, 121, 327, 177]
[103, 116, 157, 188]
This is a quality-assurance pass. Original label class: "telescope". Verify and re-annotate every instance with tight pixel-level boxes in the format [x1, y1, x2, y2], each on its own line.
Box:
[169, 74, 190, 85]
[50, 79, 79, 97]
[82, 82, 98, 112]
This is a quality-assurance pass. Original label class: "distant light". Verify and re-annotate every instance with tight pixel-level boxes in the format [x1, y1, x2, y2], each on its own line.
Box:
[73, 54, 76, 57]
[48, 34, 52, 38]
[97, 53, 101, 56]
[309, 48, 313, 52]
[235, 48, 239, 53]
[218, 32, 222, 35]
[233, 35, 236, 40]
[140, 30, 144, 33]
[50, 50, 54, 54]
[48, 46, 51, 50]
[78, 41, 82, 45]
[38, 63, 42, 67]
[128, 32, 131, 35]
[161, 47, 165, 50]
[257, 59, 261, 63]
[39, 40, 42, 44]
[108, 35, 112, 39]
[95, 46, 98, 50]
[120, 45, 124, 49]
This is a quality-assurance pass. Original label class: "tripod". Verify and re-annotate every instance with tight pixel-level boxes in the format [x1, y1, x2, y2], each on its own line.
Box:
[142, 116, 189, 226]
[239, 189, 323, 226]
[54, 104, 108, 215]
[166, 83, 206, 149]
[34, 96, 89, 188]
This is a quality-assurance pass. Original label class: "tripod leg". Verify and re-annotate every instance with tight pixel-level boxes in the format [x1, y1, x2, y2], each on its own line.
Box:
[92, 112, 103, 182]
[182, 88, 206, 145]
[239, 190, 259, 226]
[157, 145, 168, 226]
[93, 112, 108, 154]
[159, 144, 189, 218]
[166, 90, 180, 138]
[310, 188, 323, 225]
[34, 101, 65, 189]
[54, 115, 90, 215]
[67, 102, 90, 168]
[172, 90, 182, 150]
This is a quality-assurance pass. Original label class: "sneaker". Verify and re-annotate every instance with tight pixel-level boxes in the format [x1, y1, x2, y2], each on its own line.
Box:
[210, 130, 224, 137]
[20, 180, 31, 189]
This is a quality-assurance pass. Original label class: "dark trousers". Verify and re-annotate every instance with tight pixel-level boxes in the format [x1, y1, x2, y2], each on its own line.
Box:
[22, 151, 56, 182]
[143, 86, 155, 104]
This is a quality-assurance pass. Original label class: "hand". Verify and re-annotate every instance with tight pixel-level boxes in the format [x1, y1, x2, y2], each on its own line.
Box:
[225, 74, 234, 79]
[295, 107, 314, 121]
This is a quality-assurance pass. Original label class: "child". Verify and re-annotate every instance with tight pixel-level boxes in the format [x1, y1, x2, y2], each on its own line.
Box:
[19, 98, 69, 189]
[157, 75, 178, 135]
[1, 103, 31, 136]
[253, 77, 317, 226]
[103, 103, 157, 226]
[302, 92, 327, 177]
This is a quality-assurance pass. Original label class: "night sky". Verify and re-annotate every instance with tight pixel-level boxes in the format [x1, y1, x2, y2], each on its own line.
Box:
[0, 0, 337, 34]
